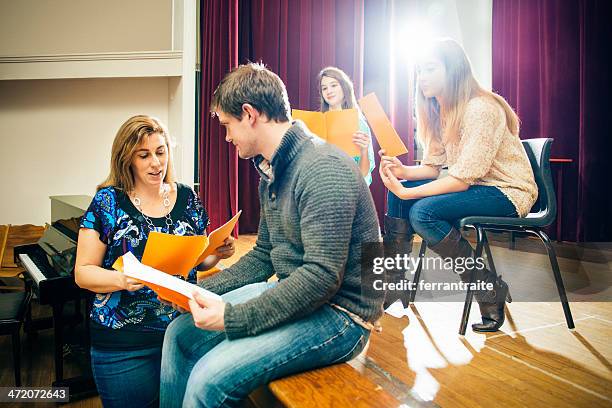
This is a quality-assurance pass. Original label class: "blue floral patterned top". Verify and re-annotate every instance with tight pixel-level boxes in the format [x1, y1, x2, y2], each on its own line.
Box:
[79, 183, 209, 349]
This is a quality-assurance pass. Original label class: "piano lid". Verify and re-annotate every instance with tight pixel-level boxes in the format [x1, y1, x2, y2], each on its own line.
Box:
[39, 225, 76, 254]
[50, 194, 92, 242]
[37, 225, 77, 278]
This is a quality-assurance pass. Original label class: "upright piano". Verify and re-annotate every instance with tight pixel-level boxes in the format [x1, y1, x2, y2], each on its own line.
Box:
[14, 195, 96, 395]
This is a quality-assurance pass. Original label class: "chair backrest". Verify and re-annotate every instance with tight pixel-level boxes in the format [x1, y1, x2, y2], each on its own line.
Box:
[522, 138, 557, 226]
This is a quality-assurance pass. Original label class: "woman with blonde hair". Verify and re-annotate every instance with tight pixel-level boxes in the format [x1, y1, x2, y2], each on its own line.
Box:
[318, 66, 376, 185]
[75, 115, 234, 407]
[379, 39, 537, 332]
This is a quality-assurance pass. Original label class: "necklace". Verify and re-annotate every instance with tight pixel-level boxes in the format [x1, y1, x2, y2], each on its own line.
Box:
[132, 183, 174, 232]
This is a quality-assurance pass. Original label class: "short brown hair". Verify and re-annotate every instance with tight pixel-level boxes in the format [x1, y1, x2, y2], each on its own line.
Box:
[97, 115, 175, 192]
[210, 62, 291, 123]
[317, 66, 358, 112]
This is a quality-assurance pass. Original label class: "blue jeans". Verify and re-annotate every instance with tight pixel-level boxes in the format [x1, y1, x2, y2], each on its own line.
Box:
[387, 180, 518, 245]
[160, 282, 369, 408]
[91, 345, 162, 408]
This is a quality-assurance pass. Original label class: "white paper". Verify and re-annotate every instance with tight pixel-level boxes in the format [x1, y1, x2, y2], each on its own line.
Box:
[122, 252, 222, 301]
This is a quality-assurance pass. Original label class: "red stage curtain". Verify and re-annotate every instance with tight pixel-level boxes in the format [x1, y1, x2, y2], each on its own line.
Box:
[493, 0, 611, 241]
[234, 0, 418, 232]
[198, 0, 239, 232]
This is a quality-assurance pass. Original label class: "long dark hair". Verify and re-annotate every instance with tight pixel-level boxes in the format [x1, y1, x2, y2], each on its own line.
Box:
[317, 66, 359, 112]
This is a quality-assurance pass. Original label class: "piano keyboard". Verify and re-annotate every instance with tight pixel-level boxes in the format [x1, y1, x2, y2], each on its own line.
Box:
[18, 253, 47, 285]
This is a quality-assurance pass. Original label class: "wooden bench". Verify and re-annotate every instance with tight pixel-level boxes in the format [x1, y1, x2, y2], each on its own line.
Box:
[246, 315, 414, 408]
[265, 363, 400, 408]
[246, 363, 399, 408]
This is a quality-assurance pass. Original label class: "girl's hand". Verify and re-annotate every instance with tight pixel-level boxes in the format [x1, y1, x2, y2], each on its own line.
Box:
[379, 162, 411, 199]
[378, 149, 408, 179]
[215, 236, 235, 260]
[352, 131, 371, 155]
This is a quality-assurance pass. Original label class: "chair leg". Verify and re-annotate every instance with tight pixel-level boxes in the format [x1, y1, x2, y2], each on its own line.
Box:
[459, 226, 484, 335]
[483, 234, 497, 277]
[529, 229, 575, 329]
[409, 240, 427, 304]
[12, 330, 21, 386]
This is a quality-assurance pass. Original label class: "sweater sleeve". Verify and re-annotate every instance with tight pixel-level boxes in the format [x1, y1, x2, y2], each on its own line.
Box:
[223, 155, 359, 339]
[198, 187, 274, 295]
[448, 99, 505, 185]
[420, 134, 447, 167]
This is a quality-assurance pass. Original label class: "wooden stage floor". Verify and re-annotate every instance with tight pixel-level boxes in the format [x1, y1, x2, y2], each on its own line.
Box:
[1, 233, 610, 407]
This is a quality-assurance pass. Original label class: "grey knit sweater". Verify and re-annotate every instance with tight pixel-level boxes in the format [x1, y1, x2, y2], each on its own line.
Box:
[200, 122, 383, 339]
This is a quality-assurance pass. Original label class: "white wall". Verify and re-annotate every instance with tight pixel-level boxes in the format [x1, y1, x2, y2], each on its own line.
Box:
[0, 77, 170, 225]
[0, 0, 173, 55]
[417, 0, 493, 89]
[0, 0, 196, 226]
[456, 0, 493, 90]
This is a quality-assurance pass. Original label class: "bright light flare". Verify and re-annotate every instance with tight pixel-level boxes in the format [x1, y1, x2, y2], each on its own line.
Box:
[391, 20, 437, 65]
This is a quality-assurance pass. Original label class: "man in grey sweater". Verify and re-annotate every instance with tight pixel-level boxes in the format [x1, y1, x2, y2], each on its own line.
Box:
[160, 63, 383, 408]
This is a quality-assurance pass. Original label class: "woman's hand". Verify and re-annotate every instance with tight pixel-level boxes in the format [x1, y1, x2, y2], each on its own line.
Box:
[215, 236, 236, 260]
[378, 149, 408, 179]
[118, 272, 145, 292]
[158, 296, 189, 313]
[352, 131, 371, 155]
[198, 236, 235, 271]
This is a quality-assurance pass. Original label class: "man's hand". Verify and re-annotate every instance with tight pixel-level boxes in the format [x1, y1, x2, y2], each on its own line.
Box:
[188, 291, 226, 331]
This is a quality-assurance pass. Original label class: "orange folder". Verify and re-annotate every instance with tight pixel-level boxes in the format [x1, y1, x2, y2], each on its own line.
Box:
[115, 252, 222, 311]
[195, 210, 242, 265]
[140, 211, 241, 277]
[358, 93, 409, 157]
[111, 256, 194, 311]
[141, 233, 209, 278]
[112, 211, 241, 279]
[292, 108, 360, 157]
[111, 234, 207, 279]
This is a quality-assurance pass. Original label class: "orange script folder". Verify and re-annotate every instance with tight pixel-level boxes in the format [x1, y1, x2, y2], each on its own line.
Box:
[113, 211, 241, 279]
[120, 252, 221, 311]
[111, 211, 241, 310]
[358, 93, 409, 157]
[292, 108, 360, 156]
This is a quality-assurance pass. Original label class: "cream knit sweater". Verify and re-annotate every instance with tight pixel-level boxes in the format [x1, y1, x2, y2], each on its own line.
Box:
[422, 96, 538, 217]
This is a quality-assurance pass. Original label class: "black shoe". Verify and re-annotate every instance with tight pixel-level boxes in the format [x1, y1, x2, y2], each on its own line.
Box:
[457, 258, 510, 332]
[430, 228, 510, 333]
[471, 276, 509, 332]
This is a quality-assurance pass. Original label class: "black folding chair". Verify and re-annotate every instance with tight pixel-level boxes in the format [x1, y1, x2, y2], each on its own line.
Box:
[409, 138, 575, 335]
[0, 290, 31, 385]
